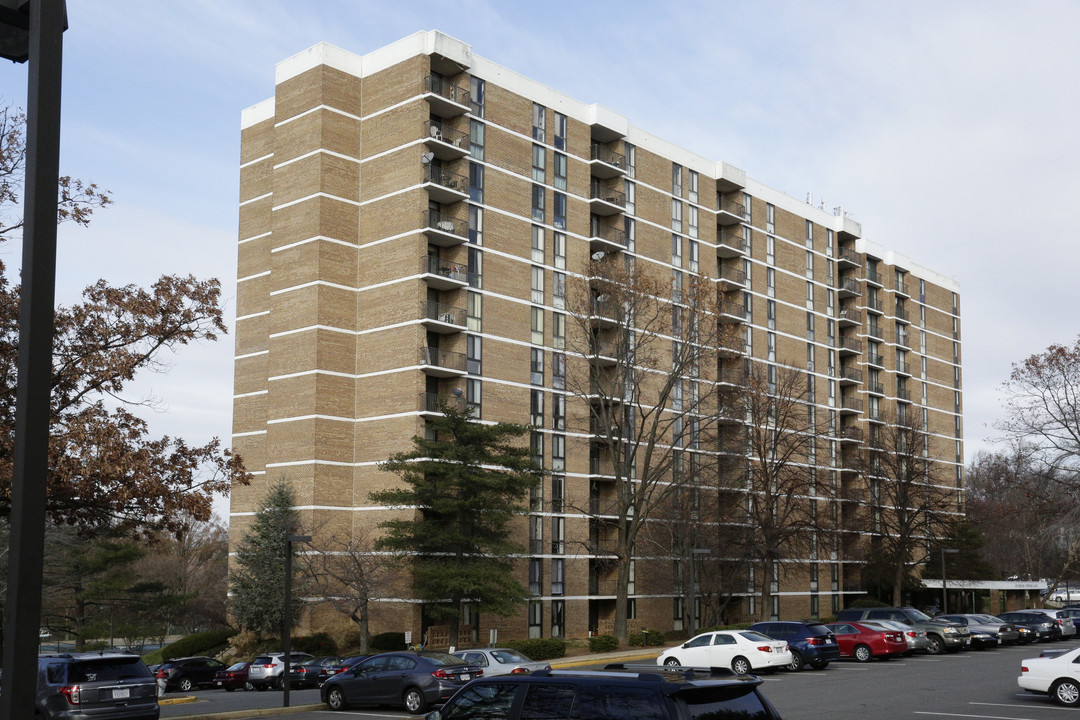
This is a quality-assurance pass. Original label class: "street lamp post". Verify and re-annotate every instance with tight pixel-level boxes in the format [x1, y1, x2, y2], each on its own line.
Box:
[941, 548, 959, 614]
[282, 534, 312, 708]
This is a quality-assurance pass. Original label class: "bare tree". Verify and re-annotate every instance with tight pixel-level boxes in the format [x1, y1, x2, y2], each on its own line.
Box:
[857, 414, 957, 605]
[564, 256, 735, 643]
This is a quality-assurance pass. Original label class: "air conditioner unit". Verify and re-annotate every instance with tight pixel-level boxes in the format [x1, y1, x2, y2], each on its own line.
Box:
[439, 312, 454, 324]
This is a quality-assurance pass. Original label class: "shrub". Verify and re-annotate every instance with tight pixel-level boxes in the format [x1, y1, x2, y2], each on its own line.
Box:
[161, 629, 237, 662]
[588, 634, 618, 652]
[293, 632, 337, 655]
[370, 632, 407, 652]
[503, 638, 567, 661]
[629, 630, 666, 647]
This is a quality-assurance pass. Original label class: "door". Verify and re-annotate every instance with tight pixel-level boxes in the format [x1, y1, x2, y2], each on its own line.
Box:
[706, 633, 738, 667]
[678, 633, 715, 666]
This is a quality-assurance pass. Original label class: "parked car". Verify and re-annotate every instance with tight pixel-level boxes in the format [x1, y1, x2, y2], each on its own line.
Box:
[451, 648, 551, 676]
[657, 630, 791, 675]
[285, 656, 351, 689]
[1016, 609, 1079, 639]
[213, 661, 252, 692]
[247, 652, 314, 690]
[825, 621, 907, 662]
[999, 611, 1060, 642]
[321, 651, 484, 714]
[154, 656, 228, 692]
[428, 664, 784, 720]
[747, 621, 841, 671]
[858, 619, 930, 654]
[34, 652, 159, 720]
[1019, 644, 1080, 705]
[1055, 607, 1080, 632]
[834, 606, 970, 654]
[935, 614, 1017, 648]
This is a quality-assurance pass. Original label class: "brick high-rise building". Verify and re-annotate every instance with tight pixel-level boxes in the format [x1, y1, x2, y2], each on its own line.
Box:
[233, 30, 964, 641]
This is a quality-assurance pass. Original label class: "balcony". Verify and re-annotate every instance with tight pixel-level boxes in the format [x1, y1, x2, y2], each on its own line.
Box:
[422, 209, 469, 246]
[716, 197, 745, 226]
[896, 330, 911, 348]
[716, 336, 743, 357]
[718, 300, 747, 324]
[589, 223, 628, 254]
[421, 255, 469, 290]
[839, 396, 864, 415]
[718, 265, 746, 289]
[717, 230, 748, 258]
[422, 165, 469, 204]
[420, 300, 466, 333]
[865, 269, 883, 287]
[589, 299, 624, 327]
[589, 456, 618, 478]
[422, 119, 469, 160]
[867, 409, 885, 424]
[717, 368, 747, 386]
[867, 323, 884, 340]
[867, 382, 885, 396]
[837, 307, 862, 327]
[589, 144, 626, 179]
[419, 346, 467, 377]
[839, 366, 863, 385]
[866, 297, 884, 314]
[838, 335, 863, 355]
[895, 279, 910, 297]
[419, 391, 467, 417]
[895, 307, 910, 324]
[423, 74, 470, 118]
[867, 353, 885, 368]
[716, 404, 745, 425]
[589, 180, 626, 216]
[839, 426, 864, 444]
[837, 248, 861, 268]
[896, 361, 912, 377]
[838, 276, 862, 298]
[588, 338, 620, 366]
[897, 388, 912, 403]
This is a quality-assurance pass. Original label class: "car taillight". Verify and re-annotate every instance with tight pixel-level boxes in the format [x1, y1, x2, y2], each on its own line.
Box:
[262, 664, 275, 668]
[757, 645, 773, 652]
[60, 685, 81, 705]
[510, 668, 529, 674]
[1022, 665, 1029, 673]
[432, 668, 454, 678]
[806, 637, 822, 645]
[906, 631, 917, 638]
[155, 669, 165, 678]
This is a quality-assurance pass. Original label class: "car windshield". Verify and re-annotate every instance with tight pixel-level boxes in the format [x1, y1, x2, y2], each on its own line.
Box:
[227, 662, 247, 671]
[424, 652, 468, 666]
[66, 658, 151, 683]
[904, 608, 932, 622]
[976, 615, 1001, 623]
[491, 650, 530, 663]
[738, 631, 773, 643]
[804, 624, 831, 636]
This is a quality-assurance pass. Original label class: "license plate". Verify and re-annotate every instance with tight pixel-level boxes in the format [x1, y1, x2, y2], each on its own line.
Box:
[216, 681, 223, 686]
[113, 688, 130, 699]
[460, 673, 471, 681]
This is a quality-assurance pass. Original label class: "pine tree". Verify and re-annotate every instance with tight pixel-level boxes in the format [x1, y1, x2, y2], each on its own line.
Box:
[372, 402, 543, 647]
[228, 479, 301, 639]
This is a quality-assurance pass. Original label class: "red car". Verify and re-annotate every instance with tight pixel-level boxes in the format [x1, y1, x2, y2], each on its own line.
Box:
[213, 661, 252, 691]
[826, 621, 907, 662]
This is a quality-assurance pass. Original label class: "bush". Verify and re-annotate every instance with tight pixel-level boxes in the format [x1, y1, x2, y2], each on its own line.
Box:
[503, 638, 567, 661]
[293, 632, 337, 655]
[629, 630, 666, 647]
[160, 629, 237, 662]
[588, 634, 618, 652]
[370, 632, 407, 652]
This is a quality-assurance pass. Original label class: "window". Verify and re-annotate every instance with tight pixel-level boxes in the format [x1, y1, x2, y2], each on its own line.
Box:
[531, 265, 544, 304]
[807, 311, 815, 341]
[672, 163, 683, 196]
[671, 199, 683, 232]
[743, 191, 752, 222]
[806, 219, 814, 248]
[530, 348, 544, 385]
[466, 378, 481, 417]
[826, 228, 834, 257]
[551, 516, 565, 554]
[468, 205, 484, 245]
[552, 393, 565, 430]
[553, 152, 567, 190]
[554, 192, 566, 230]
[688, 240, 699, 272]
[530, 389, 544, 426]
[624, 180, 635, 215]
[672, 234, 682, 267]
[531, 184, 544, 222]
[554, 112, 567, 150]
[553, 312, 565, 349]
[528, 600, 541, 638]
[467, 291, 481, 331]
[468, 247, 482, 289]
[767, 267, 775, 297]
[469, 77, 485, 117]
[529, 225, 545, 264]
[531, 144, 545, 183]
[532, 103, 546, 142]
[767, 331, 776, 362]
[553, 271, 566, 309]
[468, 335, 482, 375]
[531, 307, 544, 345]
[689, 205, 699, 238]
[767, 300, 776, 330]
[689, 169, 699, 203]
[469, 119, 485, 160]
[551, 558, 564, 595]
[469, 162, 484, 203]
[766, 235, 775, 265]
[766, 203, 775, 234]
[625, 143, 636, 177]
[552, 353, 565, 390]
[550, 600, 565, 638]
[553, 232, 566, 270]
[806, 250, 814, 279]
[806, 280, 814, 309]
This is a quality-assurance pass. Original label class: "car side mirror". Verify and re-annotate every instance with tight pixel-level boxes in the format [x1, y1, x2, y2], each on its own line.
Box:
[682, 643, 690, 649]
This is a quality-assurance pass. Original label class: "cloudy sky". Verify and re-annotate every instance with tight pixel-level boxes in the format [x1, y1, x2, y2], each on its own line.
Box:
[1, 1, 1075, 522]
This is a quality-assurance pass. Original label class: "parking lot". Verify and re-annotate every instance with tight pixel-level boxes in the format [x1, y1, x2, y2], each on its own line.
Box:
[163, 642, 1075, 720]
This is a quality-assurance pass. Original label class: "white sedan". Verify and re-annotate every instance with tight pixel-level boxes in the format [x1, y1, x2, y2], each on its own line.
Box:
[450, 648, 550, 676]
[657, 630, 791, 675]
[1019, 645, 1080, 705]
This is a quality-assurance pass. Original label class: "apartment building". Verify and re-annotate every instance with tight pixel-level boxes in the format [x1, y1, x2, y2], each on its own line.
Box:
[233, 30, 964, 641]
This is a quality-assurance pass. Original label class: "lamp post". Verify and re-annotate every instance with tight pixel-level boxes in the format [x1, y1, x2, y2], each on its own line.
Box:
[0, 2, 68, 719]
[941, 548, 959, 614]
[282, 534, 312, 708]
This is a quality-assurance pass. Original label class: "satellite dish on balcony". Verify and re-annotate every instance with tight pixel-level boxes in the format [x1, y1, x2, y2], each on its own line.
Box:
[421, 151, 435, 165]
[591, 251, 606, 261]
[451, 387, 464, 397]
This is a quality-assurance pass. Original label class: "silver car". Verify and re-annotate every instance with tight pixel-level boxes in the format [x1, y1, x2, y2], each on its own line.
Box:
[246, 652, 314, 690]
[860, 619, 930, 654]
[1016, 609, 1079, 640]
[450, 648, 550, 676]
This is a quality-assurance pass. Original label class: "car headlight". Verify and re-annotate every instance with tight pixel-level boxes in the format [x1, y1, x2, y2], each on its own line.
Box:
[943, 626, 956, 634]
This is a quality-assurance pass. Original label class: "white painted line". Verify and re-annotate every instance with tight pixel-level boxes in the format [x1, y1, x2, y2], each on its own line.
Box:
[915, 714, 1047, 720]
[970, 702, 1061, 711]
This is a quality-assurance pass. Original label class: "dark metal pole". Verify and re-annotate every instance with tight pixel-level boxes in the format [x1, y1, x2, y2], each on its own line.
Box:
[282, 534, 310, 708]
[941, 549, 947, 615]
[0, 2, 64, 719]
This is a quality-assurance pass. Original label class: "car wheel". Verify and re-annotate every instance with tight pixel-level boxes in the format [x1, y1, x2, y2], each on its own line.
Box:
[275, 676, 285, 690]
[326, 686, 347, 711]
[854, 644, 873, 663]
[731, 656, 751, 675]
[178, 678, 193, 692]
[926, 635, 945, 655]
[403, 687, 428, 715]
[663, 657, 681, 666]
[244, 682, 254, 691]
[809, 660, 829, 670]
[1052, 679, 1080, 707]
[787, 652, 804, 672]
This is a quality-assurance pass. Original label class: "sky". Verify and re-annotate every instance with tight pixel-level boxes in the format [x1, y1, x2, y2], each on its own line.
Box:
[0, 0, 1076, 523]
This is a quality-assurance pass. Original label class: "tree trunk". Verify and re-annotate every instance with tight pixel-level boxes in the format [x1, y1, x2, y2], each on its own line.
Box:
[758, 559, 773, 622]
[892, 560, 904, 606]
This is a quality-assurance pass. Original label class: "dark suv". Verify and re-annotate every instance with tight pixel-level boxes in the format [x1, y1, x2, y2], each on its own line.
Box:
[34, 652, 159, 720]
[748, 621, 841, 671]
[425, 665, 782, 720]
[835, 606, 970, 654]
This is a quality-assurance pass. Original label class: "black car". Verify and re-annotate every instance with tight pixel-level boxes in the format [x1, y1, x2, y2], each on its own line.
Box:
[322, 651, 483, 714]
[748, 621, 841, 671]
[155, 656, 228, 692]
[34, 652, 159, 720]
[999, 610, 1060, 642]
[287, 656, 350, 689]
[425, 665, 782, 720]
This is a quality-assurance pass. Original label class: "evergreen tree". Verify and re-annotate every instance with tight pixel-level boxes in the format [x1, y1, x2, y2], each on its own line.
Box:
[228, 479, 301, 639]
[372, 402, 543, 647]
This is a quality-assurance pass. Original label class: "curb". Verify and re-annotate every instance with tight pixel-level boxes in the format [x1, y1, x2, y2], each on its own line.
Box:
[167, 703, 323, 720]
[551, 652, 658, 668]
[159, 695, 199, 705]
